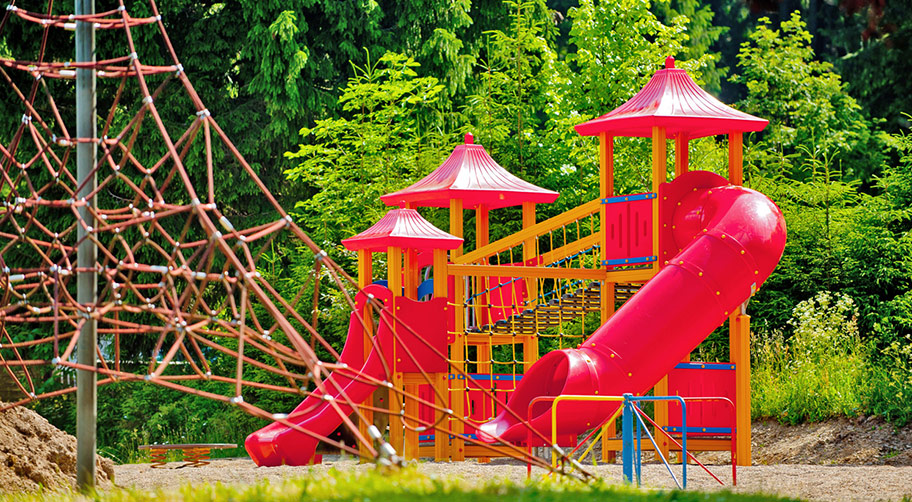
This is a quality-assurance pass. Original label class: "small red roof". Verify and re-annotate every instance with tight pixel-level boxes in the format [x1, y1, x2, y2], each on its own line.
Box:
[575, 57, 768, 139]
[380, 134, 559, 210]
[341, 208, 463, 252]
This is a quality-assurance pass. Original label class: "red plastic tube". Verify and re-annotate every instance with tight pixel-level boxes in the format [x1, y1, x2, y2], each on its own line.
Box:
[477, 171, 787, 443]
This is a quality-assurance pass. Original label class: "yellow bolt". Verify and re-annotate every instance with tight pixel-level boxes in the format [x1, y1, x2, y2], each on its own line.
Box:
[627, 372, 632, 377]
[716, 291, 721, 295]
[698, 272, 703, 277]
[741, 250, 745, 254]
[678, 260, 684, 265]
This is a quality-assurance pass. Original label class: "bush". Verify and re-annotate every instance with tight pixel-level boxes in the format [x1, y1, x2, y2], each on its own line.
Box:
[752, 291, 868, 424]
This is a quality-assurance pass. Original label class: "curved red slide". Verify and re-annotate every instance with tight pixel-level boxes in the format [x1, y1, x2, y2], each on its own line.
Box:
[477, 171, 787, 443]
[245, 285, 393, 466]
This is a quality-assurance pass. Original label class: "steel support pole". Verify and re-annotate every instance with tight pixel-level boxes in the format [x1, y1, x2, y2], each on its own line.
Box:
[75, 0, 97, 491]
[621, 394, 634, 484]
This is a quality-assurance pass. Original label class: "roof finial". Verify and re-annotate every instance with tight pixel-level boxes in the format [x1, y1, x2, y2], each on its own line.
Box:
[665, 56, 675, 69]
[465, 132, 474, 145]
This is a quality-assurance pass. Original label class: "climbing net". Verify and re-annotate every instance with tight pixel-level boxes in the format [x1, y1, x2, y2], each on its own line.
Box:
[0, 1, 592, 477]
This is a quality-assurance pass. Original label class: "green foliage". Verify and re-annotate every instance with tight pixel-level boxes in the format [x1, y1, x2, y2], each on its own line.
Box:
[751, 291, 868, 424]
[732, 12, 886, 183]
[284, 52, 452, 249]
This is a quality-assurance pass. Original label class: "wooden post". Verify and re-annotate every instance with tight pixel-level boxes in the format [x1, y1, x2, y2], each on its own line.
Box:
[650, 126, 669, 455]
[521, 202, 538, 371]
[449, 197, 466, 461]
[730, 311, 751, 466]
[475, 205, 491, 373]
[387, 247, 404, 455]
[357, 250, 374, 460]
[599, 132, 616, 326]
[449, 199, 464, 260]
[404, 248, 419, 299]
[728, 132, 743, 186]
[729, 131, 749, 465]
[674, 135, 689, 178]
[432, 249, 449, 461]
[451, 274, 466, 461]
[599, 132, 617, 462]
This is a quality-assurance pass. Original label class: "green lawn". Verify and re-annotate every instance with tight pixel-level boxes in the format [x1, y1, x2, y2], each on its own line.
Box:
[1, 468, 802, 502]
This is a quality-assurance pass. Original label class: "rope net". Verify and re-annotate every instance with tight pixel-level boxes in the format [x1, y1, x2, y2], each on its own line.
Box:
[0, 1, 601, 477]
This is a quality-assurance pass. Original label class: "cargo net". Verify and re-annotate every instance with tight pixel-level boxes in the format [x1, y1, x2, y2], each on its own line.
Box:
[0, 1, 590, 477]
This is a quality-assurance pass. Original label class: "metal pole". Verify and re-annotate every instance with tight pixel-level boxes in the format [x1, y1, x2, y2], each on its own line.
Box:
[622, 394, 633, 484]
[75, 0, 97, 492]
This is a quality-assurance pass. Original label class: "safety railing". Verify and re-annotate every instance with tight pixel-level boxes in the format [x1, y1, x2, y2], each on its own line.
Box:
[525, 394, 737, 489]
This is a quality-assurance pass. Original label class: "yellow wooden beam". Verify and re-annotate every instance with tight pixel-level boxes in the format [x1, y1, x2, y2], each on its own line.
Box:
[652, 127, 666, 276]
[450, 198, 464, 260]
[599, 133, 615, 329]
[675, 135, 689, 178]
[728, 131, 743, 185]
[357, 249, 374, 461]
[433, 249, 447, 299]
[730, 311, 751, 466]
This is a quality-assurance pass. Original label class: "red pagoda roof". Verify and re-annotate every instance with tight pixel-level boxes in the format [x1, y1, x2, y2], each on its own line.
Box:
[575, 57, 767, 139]
[380, 134, 559, 210]
[341, 208, 463, 252]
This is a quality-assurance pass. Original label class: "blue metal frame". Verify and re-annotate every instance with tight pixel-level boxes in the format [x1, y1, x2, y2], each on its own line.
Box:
[621, 394, 688, 489]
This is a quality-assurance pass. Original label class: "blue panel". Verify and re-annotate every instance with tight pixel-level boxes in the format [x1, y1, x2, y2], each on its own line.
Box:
[601, 192, 657, 204]
[602, 255, 657, 266]
[372, 279, 388, 287]
[673, 362, 736, 371]
[663, 426, 732, 434]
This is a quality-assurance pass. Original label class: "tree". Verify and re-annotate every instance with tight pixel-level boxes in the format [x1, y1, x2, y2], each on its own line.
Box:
[732, 12, 886, 183]
[284, 52, 451, 249]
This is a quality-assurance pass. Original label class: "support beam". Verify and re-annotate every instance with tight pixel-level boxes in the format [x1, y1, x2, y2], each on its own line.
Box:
[651, 127, 666, 275]
[599, 133, 615, 326]
[449, 199, 464, 260]
[728, 132, 743, 185]
[730, 312, 752, 466]
[674, 135, 689, 177]
[357, 250, 374, 461]
[75, 0, 97, 491]
[387, 247, 404, 455]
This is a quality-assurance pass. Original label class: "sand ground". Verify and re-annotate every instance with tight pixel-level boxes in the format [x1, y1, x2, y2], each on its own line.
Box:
[113, 457, 912, 502]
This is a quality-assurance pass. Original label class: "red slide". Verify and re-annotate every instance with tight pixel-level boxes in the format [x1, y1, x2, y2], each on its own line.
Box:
[245, 285, 393, 466]
[477, 171, 787, 443]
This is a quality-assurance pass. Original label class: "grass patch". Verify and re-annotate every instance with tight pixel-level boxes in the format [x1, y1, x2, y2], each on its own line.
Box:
[0, 467, 802, 502]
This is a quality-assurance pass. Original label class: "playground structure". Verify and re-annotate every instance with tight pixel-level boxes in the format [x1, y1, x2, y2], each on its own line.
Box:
[246, 57, 786, 468]
[0, 1, 786, 482]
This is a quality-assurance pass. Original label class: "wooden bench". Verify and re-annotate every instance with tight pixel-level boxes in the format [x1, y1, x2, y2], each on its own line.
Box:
[138, 443, 237, 468]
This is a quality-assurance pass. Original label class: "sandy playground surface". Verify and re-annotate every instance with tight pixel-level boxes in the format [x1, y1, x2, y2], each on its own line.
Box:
[114, 457, 912, 502]
[113, 416, 912, 502]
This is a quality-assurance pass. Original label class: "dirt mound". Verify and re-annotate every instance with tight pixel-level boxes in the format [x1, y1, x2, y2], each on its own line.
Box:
[752, 415, 912, 466]
[0, 402, 114, 492]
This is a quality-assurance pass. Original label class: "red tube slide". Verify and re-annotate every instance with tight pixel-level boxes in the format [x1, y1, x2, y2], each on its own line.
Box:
[477, 171, 787, 443]
[245, 285, 393, 466]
